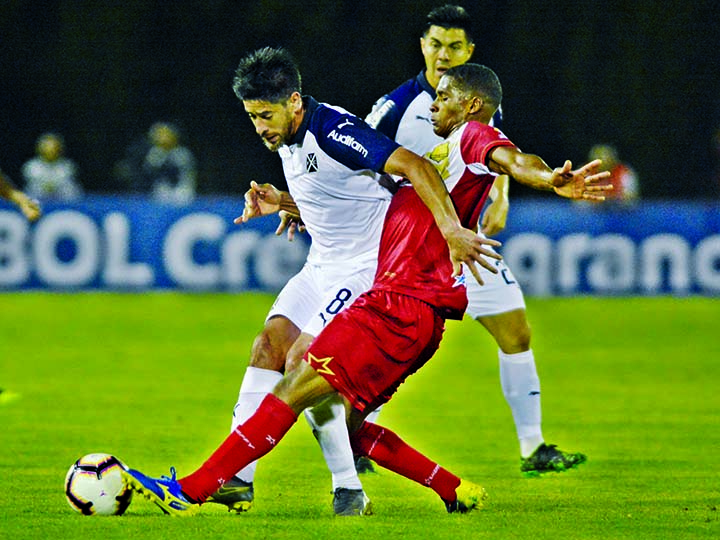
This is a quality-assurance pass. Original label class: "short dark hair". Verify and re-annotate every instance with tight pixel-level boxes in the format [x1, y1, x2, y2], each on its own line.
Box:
[232, 47, 302, 102]
[444, 63, 502, 109]
[425, 4, 473, 43]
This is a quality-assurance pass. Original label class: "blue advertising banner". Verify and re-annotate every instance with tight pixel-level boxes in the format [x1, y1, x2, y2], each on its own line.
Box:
[1, 196, 718, 295]
[0, 196, 309, 291]
[495, 200, 720, 296]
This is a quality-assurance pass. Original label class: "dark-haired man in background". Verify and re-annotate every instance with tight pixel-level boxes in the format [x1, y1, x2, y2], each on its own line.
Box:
[365, 4, 586, 476]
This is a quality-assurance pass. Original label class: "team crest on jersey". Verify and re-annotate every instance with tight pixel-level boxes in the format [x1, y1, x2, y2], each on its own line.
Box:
[306, 153, 318, 173]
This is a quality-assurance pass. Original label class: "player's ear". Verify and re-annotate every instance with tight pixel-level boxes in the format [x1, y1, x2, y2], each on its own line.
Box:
[289, 92, 303, 111]
[467, 96, 483, 115]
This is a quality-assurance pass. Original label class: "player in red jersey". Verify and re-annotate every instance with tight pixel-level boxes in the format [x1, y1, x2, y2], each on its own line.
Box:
[121, 64, 610, 515]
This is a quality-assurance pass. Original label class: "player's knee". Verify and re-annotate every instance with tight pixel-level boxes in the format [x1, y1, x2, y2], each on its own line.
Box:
[249, 329, 286, 371]
[498, 321, 532, 354]
[274, 363, 329, 415]
[284, 333, 313, 372]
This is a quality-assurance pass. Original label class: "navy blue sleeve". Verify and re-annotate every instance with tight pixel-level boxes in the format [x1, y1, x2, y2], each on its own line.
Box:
[365, 95, 402, 140]
[313, 106, 400, 172]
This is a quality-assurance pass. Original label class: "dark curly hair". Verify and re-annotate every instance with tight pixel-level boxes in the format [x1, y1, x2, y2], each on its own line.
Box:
[232, 47, 302, 103]
[425, 4, 473, 43]
[444, 63, 502, 109]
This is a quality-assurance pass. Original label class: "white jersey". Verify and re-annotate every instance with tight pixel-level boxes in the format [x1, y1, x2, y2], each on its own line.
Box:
[21, 156, 82, 201]
[366, 70, 503, 157]
[279, 97, 399, 269]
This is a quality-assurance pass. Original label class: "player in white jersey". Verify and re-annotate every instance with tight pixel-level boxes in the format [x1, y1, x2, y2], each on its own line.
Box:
[208, 46, 500, 516]
[365, 4, 586, 475]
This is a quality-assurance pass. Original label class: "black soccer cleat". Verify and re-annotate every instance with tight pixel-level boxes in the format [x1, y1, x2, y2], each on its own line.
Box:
[206, 477, 254, 513]
[333, 488, 373, 516]
[520, 443, 587, 476]
[354, 455, 377, 474]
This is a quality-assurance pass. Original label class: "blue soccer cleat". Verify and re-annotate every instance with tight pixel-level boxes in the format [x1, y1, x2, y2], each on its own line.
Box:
[121, 466, 198, 516]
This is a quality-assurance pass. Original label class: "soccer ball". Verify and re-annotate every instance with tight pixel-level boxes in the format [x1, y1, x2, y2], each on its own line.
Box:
[64, 453, 133, 515]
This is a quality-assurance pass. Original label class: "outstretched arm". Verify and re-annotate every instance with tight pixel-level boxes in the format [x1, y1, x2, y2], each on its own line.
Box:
[382, 147, 501, 284]
[0, 171, 41, 221]
[488, 147, 612, 201]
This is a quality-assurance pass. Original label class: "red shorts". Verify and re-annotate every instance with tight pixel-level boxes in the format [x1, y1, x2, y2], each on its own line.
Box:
[303, 289, 445, 413]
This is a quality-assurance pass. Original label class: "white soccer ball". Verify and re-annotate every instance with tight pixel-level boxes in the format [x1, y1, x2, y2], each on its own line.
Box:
[64, 453, 133, 515]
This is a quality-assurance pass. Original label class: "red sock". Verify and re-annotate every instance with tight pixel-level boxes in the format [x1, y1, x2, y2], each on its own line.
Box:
[351, 422, 460, 502]
[179, 394, 297, 502]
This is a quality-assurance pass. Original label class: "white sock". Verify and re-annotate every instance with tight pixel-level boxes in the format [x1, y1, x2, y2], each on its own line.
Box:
[304, 395, 362, 491]
[499, 349, 544, 457]
[231, 366, 283, 483]
[363, 404, 383, 424]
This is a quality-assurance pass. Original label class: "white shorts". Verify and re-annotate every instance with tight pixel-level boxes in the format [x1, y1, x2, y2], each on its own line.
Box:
[267, 262, 376, 337]
[464, 242, 526, 319]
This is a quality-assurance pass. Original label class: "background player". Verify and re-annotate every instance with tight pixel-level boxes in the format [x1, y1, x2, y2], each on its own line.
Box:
[0, 168, 41, 222]
[365, 3, 586, 475]
[0, 168, 41, 405]
[120, 63, 610, 516]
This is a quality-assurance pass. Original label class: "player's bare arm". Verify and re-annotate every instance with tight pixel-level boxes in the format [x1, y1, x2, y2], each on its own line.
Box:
[480, 174, 509, 236]
[383, 146, 501, 284]
[0, 171, 41, 221]
[488, 147, 612, 201]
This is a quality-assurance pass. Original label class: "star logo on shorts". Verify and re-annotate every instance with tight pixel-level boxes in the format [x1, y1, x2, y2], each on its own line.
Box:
[452, 273, 466, 288]
[306, 153, 318, 173]
[307, 352, 335, 376]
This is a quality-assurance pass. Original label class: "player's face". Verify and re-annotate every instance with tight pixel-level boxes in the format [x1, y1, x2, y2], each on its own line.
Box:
[420, 26, 475, 89]
[430, 76, 467, 138]
[244, 94, 302, 152]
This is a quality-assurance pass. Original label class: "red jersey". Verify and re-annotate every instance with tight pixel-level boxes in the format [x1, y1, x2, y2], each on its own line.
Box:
[373, 121, 516, 319]
[605, 163, 638, 200]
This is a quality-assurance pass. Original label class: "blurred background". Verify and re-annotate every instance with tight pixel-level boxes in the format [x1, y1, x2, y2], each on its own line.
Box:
[2, 0, 720, 199]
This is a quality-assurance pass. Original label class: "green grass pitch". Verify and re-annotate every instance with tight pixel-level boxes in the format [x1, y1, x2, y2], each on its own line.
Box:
[0, 293, 718, 539]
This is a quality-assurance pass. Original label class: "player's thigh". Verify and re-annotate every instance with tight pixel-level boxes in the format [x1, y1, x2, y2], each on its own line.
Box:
[266, 264, 325, 330]
[300, 265, 375, 337]
[305, 292, 443, 413]
[253, 265, 322, 370]
[274, 359, 337, 415]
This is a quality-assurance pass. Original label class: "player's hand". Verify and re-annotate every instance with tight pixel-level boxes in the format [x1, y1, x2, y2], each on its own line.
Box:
[234, 181, 283, 224]
[445, 227, 502, 285]
[551, 159, 613, 201]
[275, 210, 306, 241]
[480, 196, 508, 236]
[11, 191, 41, 222]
